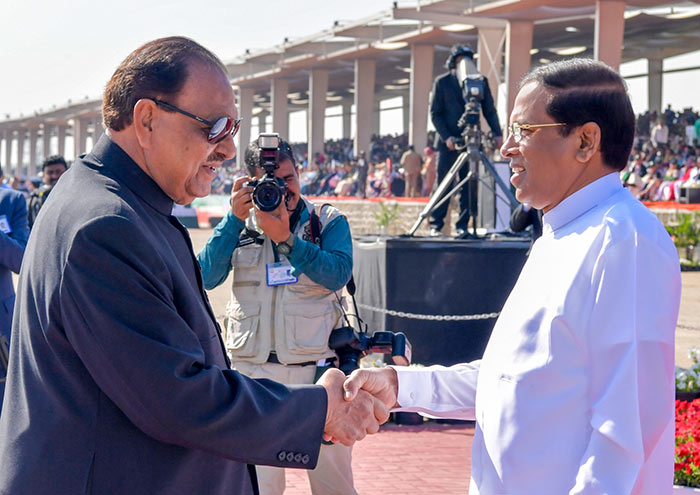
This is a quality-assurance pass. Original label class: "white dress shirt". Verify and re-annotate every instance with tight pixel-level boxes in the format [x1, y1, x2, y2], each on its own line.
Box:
[395, 173, 681, 494]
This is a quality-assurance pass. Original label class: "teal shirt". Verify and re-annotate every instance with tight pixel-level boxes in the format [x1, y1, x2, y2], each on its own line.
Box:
[197, 203, 353, 292]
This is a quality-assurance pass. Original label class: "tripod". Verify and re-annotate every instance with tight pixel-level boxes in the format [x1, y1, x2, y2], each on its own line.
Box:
[407, 122, 517, 238]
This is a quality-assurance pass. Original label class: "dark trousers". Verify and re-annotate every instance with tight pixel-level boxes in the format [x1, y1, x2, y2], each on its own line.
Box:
[429, 148, 478, 231]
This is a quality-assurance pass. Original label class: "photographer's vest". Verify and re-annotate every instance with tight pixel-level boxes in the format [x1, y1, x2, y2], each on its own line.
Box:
[224, 197, 345, 365]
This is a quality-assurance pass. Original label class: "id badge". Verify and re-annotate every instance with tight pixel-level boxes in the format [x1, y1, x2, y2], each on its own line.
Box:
[0, 215, 11, 234]
[266, 261, 298, 286]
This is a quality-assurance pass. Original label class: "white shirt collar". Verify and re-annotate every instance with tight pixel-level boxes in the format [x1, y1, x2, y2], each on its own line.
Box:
[543, 172, 623, 233]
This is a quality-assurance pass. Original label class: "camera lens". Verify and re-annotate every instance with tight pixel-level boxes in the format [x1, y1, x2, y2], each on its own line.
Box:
[252, 180, 283, 212]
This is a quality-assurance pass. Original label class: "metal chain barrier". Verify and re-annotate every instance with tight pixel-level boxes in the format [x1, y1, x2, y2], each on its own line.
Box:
[356, 303, 499, 321]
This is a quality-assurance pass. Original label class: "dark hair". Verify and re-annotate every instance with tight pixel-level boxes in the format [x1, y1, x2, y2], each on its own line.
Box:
[445, 44, 474, 70]
[243, 137, 295, 176]
[42, 155, 68, 171]
[520, 58, 634, 171]
[102, 36, 228, 131]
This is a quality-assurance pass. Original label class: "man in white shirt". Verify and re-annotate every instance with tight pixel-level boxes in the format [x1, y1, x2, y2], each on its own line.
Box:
[650, 118, 669, 150]
[345, 58, 681, 495]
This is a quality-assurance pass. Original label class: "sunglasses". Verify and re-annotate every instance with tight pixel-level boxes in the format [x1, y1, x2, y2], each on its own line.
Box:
[149, 98, 242, 144]
[507, 122, 566, 143]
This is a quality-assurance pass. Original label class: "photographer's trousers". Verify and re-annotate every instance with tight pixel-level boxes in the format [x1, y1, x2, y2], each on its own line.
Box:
[234, 361, 356, 495]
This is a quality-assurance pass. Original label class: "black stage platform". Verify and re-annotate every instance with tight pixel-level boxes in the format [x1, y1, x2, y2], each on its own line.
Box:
[352, 235, 530, 366]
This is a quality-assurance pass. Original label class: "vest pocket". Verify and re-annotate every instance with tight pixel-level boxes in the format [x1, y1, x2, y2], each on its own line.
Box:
[285, 303, 337, 355]
[232, 244, 262, 268]
[225, 301, 261, 357]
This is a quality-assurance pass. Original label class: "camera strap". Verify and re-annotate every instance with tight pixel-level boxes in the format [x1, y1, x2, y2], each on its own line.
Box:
[311, 204, 363, 330]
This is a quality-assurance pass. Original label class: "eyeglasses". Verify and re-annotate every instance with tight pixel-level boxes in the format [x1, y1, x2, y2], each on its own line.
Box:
[148, 98, 242, 144]
[507, 122, 566, 143]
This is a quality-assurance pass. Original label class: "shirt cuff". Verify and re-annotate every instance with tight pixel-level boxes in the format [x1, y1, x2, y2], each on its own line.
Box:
[393, 365, 434, 409]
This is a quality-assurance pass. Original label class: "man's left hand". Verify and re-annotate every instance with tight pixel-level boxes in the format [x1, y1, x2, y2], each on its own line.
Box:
[255, 202, 291, 244]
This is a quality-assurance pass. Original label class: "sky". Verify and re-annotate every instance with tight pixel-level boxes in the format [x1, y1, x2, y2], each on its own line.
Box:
[1, 0, 699, 150]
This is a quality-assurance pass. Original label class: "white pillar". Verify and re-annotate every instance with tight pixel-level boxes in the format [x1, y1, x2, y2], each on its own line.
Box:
[505, 20, 533, 118]
[257, 112, 268, 133]
[16, 130, 25, 176]
[308, 69, 328, 162]
[28, 127, 39, 176]
[594, 0, 625, 70]
[478, 27, 506, 132]
[354, 59, 376, 157]
[271, 78, 289, 139]
[236, 87, 254, 171]
[402, 95, 410, 137]
[57, 124, 67, 158]
[342, 102, 352, 140]
[372, 99, 380, 137]
[409, 44, 434, 151]
[94, 116, 104, 144]
[3, 130, 12, 173]
[73, 117, 87, 158]
[648, 58, 663, 115]
[42, 124, 51, 163]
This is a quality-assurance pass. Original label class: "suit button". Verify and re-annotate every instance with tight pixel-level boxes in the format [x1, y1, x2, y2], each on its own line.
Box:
[277, 451, 287, 462]
[301, 454, 310, 465]
[294, 453, 302, 463]
[286, 452, 295, 462]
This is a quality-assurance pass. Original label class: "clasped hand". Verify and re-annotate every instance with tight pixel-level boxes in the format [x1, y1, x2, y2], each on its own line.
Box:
[317, 367, 400, 446]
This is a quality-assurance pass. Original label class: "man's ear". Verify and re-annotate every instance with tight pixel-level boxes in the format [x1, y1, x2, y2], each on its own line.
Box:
[575, 121, 601, 164]
[132, 99, 156, 149]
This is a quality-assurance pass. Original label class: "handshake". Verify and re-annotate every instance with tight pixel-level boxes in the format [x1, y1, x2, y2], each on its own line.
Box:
[317, 367, 400, 446]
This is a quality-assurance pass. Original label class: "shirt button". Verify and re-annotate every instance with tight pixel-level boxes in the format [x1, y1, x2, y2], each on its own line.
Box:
[286, 452, 295, 462]
[294, 453, 302, 463]
[301, 454, 310, 465]
[277, 451, 287, 462]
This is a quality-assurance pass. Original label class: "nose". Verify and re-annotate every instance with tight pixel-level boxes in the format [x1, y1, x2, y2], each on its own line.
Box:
[215, 132, 237, 161]
[500, 132, 518, 159]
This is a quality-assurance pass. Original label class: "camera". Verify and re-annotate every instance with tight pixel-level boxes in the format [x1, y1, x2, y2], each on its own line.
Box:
[329, 327, 412, 376]
[247, 133, 288, 212]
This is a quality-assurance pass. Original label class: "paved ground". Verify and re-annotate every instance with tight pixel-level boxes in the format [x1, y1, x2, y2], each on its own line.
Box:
[188, 227, 700, 494]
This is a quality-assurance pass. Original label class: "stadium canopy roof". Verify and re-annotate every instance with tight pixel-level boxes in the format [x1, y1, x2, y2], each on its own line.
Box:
[225, 0, 700, 111]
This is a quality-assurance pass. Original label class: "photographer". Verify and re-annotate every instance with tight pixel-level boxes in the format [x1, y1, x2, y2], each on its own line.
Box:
[197, 137, 356, 495]
[429, 45, 502, 237]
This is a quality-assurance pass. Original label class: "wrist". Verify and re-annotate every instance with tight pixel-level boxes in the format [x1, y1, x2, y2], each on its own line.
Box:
[275, 232, 294, 245]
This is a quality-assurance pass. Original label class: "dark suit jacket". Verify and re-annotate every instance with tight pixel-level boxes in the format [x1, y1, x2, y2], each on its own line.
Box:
[430, 71, 502, 151]
[0, 136, 326, 494]
[0, 187, 28, 340]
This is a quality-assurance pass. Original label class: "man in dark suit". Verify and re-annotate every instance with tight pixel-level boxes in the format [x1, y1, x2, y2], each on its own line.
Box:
[0, 37, 385, 495]
[429, 45, 502, 237]
[27, 155, 68, 228]
[0, 166, 29, 405]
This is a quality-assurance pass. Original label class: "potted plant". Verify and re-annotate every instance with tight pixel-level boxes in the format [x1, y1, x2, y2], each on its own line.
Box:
[676, 348, 700, 402]
[373, 201, 399, 235]
[667, 212, 700, 265]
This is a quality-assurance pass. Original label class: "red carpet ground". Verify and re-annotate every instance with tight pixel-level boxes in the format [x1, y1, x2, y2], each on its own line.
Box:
[285, 422, 474, 495]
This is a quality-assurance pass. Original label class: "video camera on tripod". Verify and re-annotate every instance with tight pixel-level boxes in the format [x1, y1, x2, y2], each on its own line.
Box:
[407, 45, 518, 237]
[455, 55, 487, 150]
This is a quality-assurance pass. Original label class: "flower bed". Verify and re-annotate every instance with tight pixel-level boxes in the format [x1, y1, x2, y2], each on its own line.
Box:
[676, 398, 700, 488]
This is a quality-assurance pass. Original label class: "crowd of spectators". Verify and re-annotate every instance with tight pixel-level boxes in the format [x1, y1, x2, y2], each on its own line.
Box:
[622, 105, 700, 202]
[203, 105, 700, 204]
[209, 133, 439, 199]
